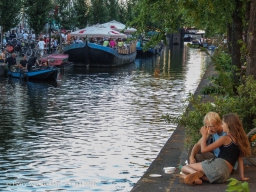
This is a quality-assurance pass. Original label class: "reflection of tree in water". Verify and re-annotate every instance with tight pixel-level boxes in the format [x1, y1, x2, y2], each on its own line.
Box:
[135, 55, 158, 73]
[135, 46, 184, 78]
[26, 81, 57, 119]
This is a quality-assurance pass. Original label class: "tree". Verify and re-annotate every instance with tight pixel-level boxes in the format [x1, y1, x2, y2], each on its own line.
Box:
[131, 0, 181, 34]
[88, 0, 109, 25]
[53, 0, 78, 30]
[73, 0, 90, 29]
[24, 0, 52, 37]
[107, 0, 119, 22]
[125, 0, 138, 24]
[246, 0, 256, 79]
[0, 0, 22, 43]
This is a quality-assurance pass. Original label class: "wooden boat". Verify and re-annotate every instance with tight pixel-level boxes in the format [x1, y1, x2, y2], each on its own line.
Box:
[8, 67, 59, 81]
[0, 64, 6, 76]
[41, 54, 72, 67]
[63, 41, 137, 67]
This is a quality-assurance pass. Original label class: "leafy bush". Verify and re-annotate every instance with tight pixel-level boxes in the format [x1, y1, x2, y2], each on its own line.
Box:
[203, 48, 236, 96]
[226, 178, 249, 192]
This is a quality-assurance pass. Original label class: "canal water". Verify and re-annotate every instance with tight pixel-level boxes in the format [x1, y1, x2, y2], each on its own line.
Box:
[0, 45, 211, 192]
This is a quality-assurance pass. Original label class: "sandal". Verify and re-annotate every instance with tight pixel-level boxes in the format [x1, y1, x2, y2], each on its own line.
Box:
[184, 170, 204, 185]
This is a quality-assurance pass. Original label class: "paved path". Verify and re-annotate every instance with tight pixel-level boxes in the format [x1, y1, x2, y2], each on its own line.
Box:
[131, 64, 256, 192]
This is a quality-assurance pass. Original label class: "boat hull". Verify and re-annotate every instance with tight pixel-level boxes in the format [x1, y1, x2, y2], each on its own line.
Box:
[87, 42, 136, 67]
[8, 68, 59, 81]
[63, 42, 136, 67]
[63, 43, 88, 64]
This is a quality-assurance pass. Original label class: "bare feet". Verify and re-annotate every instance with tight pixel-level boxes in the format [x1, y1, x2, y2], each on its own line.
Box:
[184, 170, 204, 185]
[179, 172, 203, 185]
[194, 178, 203, 185]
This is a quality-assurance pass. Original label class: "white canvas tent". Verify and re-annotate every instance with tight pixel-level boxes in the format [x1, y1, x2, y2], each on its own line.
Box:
[70, 24, 127, 38]
[101, 20, 137, 33]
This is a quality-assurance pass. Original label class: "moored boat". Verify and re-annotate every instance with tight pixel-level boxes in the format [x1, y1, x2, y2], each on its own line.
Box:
[136, 41, 162, 57]
[64, 41, 137, 67]
[41, 54, 72, 67]
[64, 24, 137, 67]
[8, 67, 59, 81]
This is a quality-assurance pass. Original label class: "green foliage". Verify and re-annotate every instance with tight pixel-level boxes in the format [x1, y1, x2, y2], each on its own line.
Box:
[24, 0, 52, 36]
[0, 0, 22, 32]
[107, 0, 119, 21]
[54, 0, 78, 30]
[130, 0, 182, 45]
[180, 0, 235, 36]
[226, 178, 250, 192]
[187, 43, 200, 49]
[201, 47, 236, 96]
[88, 0, 109, 24]
[73, 0, 90, 29]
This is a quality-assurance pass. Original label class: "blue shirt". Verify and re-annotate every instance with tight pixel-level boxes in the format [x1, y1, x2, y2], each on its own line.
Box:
[212, 131, 227, 157]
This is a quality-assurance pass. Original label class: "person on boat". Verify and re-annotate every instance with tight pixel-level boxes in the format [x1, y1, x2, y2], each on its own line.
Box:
[5, 53, 17, 70]
[18, 54, 28, 71]
[181, 113, 251, 185]
[89, 38, 95, 43]
[117, 39, 124, 47]
[67, 31, 71, 44]
[0, 49, 7, 63]
[109, 38, 116, 48]
[27, 56, 39, 71]
[103, 38, 109, 47]
[136, 40, 141, 48]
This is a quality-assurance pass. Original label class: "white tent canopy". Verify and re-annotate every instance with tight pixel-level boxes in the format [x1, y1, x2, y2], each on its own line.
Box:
[101, 20, 137, 33]
[70, 24, 127, 39]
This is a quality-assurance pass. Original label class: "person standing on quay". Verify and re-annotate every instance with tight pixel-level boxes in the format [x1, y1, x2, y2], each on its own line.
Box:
[37, 38, 46, 57]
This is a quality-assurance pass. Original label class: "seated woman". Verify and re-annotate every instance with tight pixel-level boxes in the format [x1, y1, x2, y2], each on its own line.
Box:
[117, 40, 123, 47]
[181, 113, 251, 185]
[109, 39, 116, 48]
[103, 39, 109, 47]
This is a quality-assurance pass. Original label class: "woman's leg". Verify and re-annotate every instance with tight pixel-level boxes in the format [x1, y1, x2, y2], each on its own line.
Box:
[182, 163, 209, 182]
[181, 162, 203, 174]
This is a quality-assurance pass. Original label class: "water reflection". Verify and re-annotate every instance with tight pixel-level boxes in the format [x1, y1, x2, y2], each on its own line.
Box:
[0, 46, 211, 191]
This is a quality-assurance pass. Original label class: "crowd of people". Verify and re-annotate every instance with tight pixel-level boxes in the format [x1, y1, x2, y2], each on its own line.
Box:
[180, 112, 251, 185]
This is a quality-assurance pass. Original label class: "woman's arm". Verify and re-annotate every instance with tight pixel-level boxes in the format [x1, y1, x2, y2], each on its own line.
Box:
[238, 156, 249, 181]
[200, 126, 227, 153]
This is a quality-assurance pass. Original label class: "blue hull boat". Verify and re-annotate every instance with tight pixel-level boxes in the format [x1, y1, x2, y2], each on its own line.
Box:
[8, 67, 59, 81]
[63, 41, 137, 67]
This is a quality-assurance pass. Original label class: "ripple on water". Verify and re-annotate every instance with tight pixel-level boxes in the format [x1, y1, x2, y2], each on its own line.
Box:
[0, 47, 210, 191]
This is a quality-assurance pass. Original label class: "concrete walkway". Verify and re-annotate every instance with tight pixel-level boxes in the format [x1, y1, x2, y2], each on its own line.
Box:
[131, 63, 256, 192]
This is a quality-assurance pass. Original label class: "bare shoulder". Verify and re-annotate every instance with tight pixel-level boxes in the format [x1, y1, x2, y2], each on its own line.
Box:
[220, 135, 232, 145]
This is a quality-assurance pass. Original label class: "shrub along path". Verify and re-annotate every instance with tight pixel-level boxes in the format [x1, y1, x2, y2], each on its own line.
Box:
[131, 63, 256, 192]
